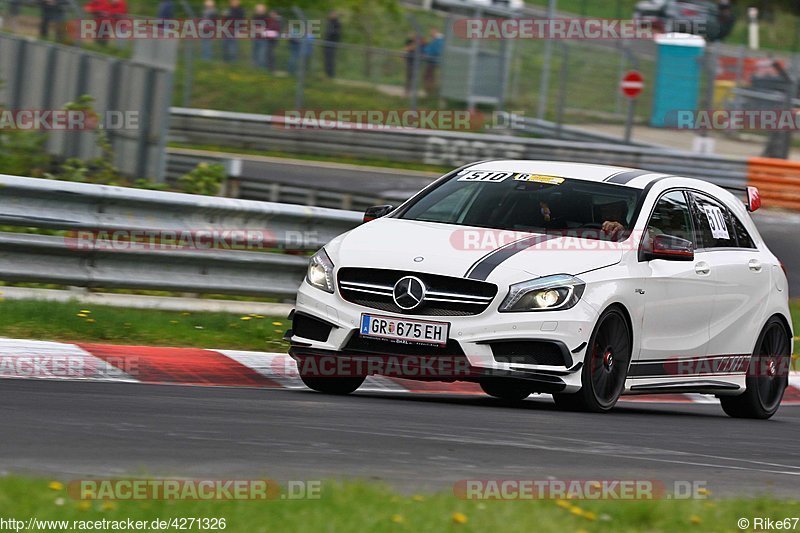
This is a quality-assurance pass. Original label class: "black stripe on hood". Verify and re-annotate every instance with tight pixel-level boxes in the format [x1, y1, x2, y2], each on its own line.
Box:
[465, 233, 560, 281]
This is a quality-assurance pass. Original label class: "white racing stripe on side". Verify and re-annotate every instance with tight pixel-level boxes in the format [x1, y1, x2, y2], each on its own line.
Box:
[213, 350, 409, 392]
[0, 338, 135, 382]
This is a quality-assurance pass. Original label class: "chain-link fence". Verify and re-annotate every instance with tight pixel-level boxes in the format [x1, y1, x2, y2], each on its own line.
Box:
[4, 0, 800, 153]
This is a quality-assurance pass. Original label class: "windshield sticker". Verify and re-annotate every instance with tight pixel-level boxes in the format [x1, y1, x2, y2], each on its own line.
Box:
[457, 170, 515, 183]
[513, 174, 565, 185]
[703, 205, 730, 240]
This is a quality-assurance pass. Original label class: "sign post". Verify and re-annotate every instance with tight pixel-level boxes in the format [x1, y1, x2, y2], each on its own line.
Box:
[620, 70, 644, 144]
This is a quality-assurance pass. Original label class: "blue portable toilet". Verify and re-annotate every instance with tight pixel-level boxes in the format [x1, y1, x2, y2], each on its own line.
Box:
[651, 33, 706, 128]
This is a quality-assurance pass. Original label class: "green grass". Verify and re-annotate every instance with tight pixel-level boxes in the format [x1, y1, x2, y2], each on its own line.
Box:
[1, 476, 798, 532]
[0, 299, 288, 351]
[0, 297, 794, 357]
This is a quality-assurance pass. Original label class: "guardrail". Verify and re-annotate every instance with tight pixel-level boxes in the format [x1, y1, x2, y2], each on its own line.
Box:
[165, 151, 395, 211]
[0, 175, 363, 297]
[747, 158, 800, 211]
[168, 107, 749, 190]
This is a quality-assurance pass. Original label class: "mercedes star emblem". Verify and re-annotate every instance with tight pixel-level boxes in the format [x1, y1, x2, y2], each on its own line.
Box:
[393, 276, 426, 310]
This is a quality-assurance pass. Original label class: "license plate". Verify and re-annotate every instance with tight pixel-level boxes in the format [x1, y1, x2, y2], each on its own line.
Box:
[360, 314, 449, 346]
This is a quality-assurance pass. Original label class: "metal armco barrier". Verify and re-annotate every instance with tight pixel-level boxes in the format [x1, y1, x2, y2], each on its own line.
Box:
[0, 175, 363, 297]
[747, 158, 800, 210]
[168, 107, 749, 190]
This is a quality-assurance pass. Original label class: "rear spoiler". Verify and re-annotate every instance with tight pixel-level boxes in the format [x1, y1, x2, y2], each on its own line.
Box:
[724, 185, 761, 212]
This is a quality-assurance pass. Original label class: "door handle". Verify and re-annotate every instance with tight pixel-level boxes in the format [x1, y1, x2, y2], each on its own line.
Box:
[748, 259, 762, 272]
[694, 262, 710, 275]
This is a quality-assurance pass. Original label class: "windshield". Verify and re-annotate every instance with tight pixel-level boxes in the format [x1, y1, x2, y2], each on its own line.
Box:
[398, 170, 642, 241]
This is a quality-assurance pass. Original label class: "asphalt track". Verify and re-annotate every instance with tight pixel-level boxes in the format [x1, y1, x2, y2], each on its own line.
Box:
[236, 157, 800, 295]
[2, 379, 800, 496]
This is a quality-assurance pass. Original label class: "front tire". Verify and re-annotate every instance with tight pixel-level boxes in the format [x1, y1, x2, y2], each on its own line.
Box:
[553, 307, 631, 413]
[720, 318, 791, 420]
[300, 375, 365, 395]
[480, 379, 531, 401]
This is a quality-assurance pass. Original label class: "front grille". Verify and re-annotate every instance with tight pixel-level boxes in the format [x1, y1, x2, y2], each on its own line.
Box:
[489, 340, 571, 367]
[337, 268, 497, 316]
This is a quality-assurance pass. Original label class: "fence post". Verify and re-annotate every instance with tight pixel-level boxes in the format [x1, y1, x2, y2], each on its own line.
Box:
[537, 0, 556, 119]
[407, 13, 423, 112]
[178, 0, 196, 108]
[292, 6, 307, 111]
[555, 42, 568, 139]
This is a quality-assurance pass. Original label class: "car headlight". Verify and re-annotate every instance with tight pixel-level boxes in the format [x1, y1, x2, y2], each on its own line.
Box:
[499, 274, 585, 312]
[306, 248, 335, 293]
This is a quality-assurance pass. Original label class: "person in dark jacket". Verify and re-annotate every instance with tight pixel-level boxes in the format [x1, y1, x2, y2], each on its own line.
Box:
[322, 10, 341, 78]
[40, 0, 67, 41]
[251, 3, 268, 67]
[199, 0, 218, 60]
[156, 0, 174, 19]
[223, 0, 246, 62]
[264, 9, 281, 73]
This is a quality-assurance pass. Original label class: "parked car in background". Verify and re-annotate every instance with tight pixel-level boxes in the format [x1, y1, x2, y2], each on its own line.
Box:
[634, 0, 726, 40]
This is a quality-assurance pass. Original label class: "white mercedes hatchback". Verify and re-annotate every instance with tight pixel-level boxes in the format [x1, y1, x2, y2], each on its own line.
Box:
[288, 161, 793, 418]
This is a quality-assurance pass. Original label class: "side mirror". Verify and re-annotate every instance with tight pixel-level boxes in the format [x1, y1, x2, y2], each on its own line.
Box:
[642, 234, 694, 262]
[363, 204, 394, 223]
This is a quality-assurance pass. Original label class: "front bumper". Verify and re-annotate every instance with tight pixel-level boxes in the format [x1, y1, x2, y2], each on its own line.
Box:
[289, 279, 599, 393]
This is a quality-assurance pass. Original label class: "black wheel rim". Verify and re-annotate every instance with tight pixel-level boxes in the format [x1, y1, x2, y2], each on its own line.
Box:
[754, 323, 790, 411]
[589, 312, 631, 408]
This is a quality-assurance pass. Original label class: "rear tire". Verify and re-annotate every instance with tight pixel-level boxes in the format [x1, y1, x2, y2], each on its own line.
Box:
[553, 307, 632, 413]
[480, 380, 531, 401]
[300, 375, 365, 395]
[720, 318, 790, 420]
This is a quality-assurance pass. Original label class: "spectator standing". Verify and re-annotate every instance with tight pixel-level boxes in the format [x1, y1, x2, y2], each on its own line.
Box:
[264, 9, 281, 73]
[9, 0, 22, 32]
[155, 0, 174, 19]
[108, 0, 126, 20]
[223, 0, 245, 62]
[251, 4, 268, 67]
[199, 0, 218, 60]
[288, 24, 313, 76]
[404, 32, 420, 97]
[107, 0, 127, 45]
[39, 0, 67, 41]
[322, 10, 341, 78]
[422, 27, 443, 96]
[84, 0, 111, 43]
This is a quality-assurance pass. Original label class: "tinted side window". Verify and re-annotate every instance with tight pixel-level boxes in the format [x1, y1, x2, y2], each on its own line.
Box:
[689, 193, 737, 249]
[730, 212, 756, 249]
[647, 191, 693, 244]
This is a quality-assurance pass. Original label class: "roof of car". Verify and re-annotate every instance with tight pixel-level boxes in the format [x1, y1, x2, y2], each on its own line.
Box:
[464, 160, 670, 189]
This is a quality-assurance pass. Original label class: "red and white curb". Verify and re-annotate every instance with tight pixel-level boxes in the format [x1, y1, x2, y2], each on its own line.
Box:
[1, 338, 798, 405]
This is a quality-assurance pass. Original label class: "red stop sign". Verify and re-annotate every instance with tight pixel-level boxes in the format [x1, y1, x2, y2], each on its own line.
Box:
[620, 71, 644, 98]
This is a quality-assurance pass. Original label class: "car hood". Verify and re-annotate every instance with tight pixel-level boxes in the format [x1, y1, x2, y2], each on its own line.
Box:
[326, 218, 625, 285]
